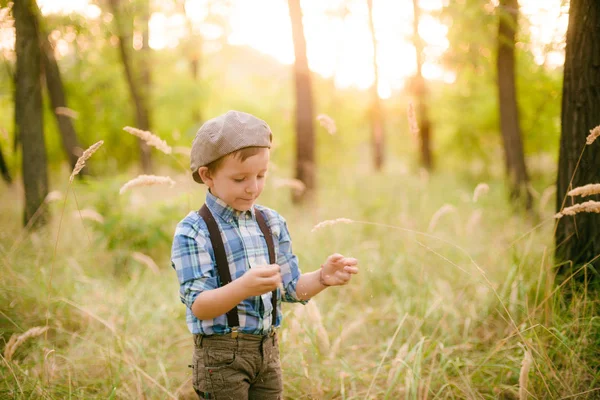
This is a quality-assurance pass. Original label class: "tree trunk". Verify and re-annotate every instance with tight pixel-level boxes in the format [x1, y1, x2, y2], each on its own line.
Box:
[190, 56, 201, 123]
[40, 29, 84, 174]
[0, 141, 12, 184]
[181, 1, 203, 124]
[108, 0, 153, 173]
[555, 0, 600, 283]
[288, 0, 316, 204]
[367, 0, 384, 171]
[412, 0, 433, 170]
[14, 0, 49, 227]
[497, 0, 532, 209]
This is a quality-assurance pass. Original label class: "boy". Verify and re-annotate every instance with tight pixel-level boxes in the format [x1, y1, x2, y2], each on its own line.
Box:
[171, 110, 359, 399]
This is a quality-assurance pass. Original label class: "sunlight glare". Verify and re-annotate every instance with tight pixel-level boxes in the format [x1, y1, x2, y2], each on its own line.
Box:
[25, 0, 569, 92]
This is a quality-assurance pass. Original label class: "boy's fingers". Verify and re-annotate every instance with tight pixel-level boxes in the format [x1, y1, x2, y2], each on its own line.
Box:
[337, 271, 351, 283]
[256, 265, 280, 276]
[343, 266, 359, 274]
[329, 254, 344, 262]
[342, 258, 358, 266]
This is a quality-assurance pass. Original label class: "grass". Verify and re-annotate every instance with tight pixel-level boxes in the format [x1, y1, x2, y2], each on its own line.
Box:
[1, 161, 599, 399]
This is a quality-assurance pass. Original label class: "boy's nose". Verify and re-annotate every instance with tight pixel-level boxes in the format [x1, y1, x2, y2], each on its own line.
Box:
[245, 179, 258, 194]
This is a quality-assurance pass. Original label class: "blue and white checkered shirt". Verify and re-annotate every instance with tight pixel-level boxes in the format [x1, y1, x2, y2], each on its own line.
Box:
[171, 191, 306, 335]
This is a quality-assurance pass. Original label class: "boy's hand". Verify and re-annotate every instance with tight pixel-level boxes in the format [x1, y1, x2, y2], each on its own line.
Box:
[320, 254, 359, 287]
[240, 264, 282, 297]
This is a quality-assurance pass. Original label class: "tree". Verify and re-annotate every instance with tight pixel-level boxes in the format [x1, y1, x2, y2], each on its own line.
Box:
[0, 142, 11, 184]
[288, 0, 315, 204]
[496, 0, 532, 209]
[40, 23, 85, 174]
[555, 0, 600, 283]
[108, 0, 153, 173]
[366, 0, 384, 170]
[178, 0, 204, 124]
[411, 0, 433, 170]
[14, 0, 49, 227]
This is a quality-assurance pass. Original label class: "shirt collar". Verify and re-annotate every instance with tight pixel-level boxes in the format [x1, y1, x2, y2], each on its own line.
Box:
[205, 191, 255, 224]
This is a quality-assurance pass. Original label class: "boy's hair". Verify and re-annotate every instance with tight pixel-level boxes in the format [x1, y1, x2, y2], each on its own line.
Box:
[205, 146, 267, 176]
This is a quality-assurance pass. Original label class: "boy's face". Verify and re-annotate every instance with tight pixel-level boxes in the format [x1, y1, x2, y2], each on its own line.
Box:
[201, 148, 270, 212]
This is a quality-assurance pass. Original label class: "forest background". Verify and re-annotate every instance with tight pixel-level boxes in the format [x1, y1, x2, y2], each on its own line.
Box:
[1, 0, 599, 399]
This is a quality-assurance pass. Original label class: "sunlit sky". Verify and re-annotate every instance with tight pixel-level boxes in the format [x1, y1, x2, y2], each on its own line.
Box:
[22, 0, 569, 98]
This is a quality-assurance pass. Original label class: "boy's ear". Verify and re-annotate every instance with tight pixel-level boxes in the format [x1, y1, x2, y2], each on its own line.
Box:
[198, 167, 213, 186]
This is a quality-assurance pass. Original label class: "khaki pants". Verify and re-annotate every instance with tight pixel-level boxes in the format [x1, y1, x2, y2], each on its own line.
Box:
[192, 332, 283, 400]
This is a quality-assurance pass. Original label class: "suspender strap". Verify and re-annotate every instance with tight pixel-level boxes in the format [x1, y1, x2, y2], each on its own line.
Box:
[198, 204, 279, 331]
[254, 208, 278, 328]
[198, 205, 239, 328]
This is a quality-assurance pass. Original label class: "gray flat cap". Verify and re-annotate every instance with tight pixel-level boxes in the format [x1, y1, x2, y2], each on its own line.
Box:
[190, 110, 272, 183]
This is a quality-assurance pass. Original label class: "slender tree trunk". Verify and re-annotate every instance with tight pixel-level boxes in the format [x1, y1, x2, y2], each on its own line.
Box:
[497, 0, 532, 209]
[555, 0, 600, 284]
[0, 142, 12, 184]
[40, 30, 84, 174]
[412, 0, 433, 170]
[108, 0, 153, 173]
[185, 10, 203, 123]
[367, 0, 384, 170]
[190, 56, 201, 123]
[288, 0, 316, 204]
[14, 0, 49, 227]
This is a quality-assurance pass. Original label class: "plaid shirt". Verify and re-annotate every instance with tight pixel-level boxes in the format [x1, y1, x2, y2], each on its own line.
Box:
[171, 191, 306, 335]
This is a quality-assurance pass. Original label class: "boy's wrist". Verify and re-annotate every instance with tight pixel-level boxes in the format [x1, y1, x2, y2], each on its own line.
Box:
[319, 266, 331, 287]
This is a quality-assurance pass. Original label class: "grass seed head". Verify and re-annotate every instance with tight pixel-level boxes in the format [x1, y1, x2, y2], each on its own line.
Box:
[123, 126, 172, 154]
[70, 140, 104, 182]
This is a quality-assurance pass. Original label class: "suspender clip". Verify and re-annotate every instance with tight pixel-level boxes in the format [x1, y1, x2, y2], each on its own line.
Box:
[230, 327, 239, 339]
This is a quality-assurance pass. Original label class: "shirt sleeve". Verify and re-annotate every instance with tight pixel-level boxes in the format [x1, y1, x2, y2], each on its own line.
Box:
[171, 222, 218, 310]
[276, 214, 308, 304]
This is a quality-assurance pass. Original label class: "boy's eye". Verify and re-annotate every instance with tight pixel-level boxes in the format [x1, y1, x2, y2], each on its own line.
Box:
[233, 178, 245, 183]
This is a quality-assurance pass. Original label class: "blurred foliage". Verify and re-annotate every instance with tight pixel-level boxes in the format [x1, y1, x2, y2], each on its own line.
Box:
[84, 178, 183, 262]
[0, 0, 563, 185]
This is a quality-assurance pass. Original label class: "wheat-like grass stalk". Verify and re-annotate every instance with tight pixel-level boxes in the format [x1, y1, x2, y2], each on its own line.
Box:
[69, 140, 103, 182]
[316, 114, 337, 135]
[329, 318, 365, 359]
[567, 183, 600, 198]
[311, 218, 353, 232]
[4, 326, 49, 361]
[73, 208, 104, 223]
[519, 349, 533, 400]
[55, 107, 79, 119]
[119, 175, 176, 194]
[554, 200, 600, 218]
[386, 342, 410, 385]
[123, 126, 172, 154]
[472, 183, 490, 202]
[305, 301, 330, 353]
[273, 178, 306, 193]
[538, 185, 556, 212]
[586, 125, 600, 145]
[172, 146, 191, 156]
[407, 101, 419, 136]
[428, 204, 456, 232]
[131, 252, 160, 275]
[465, 209, 483, 235]
[44, 190, 63, 203]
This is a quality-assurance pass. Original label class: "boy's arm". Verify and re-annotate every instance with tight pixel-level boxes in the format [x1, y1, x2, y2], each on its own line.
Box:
[191, 265, 281, 320]
[273, 213, 358, 302]
[172, 226, 281, 321]
[296, 254, 359, 300]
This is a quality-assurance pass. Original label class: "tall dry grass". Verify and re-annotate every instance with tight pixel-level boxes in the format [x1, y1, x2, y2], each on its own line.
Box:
[2, 134, 599, 398]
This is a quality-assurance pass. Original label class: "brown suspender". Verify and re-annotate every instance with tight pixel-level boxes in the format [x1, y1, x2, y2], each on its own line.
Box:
[198, 204, 278, 332]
